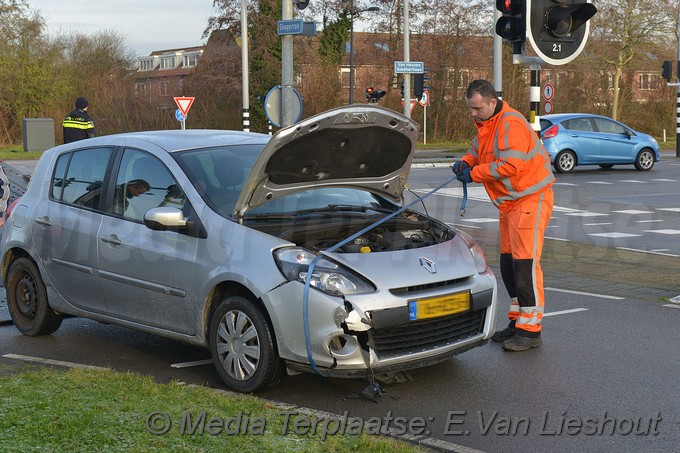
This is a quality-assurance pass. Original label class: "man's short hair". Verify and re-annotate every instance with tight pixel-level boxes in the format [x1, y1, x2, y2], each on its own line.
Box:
[127, 179, 150, 190]
[466, 79, 499, 101]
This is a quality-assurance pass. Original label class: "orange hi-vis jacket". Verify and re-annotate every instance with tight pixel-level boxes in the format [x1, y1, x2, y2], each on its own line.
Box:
[461, 102, 555, 207]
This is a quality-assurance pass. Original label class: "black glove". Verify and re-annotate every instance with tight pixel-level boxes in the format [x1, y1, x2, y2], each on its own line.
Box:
[457, 167, 473, 184]
[452, 161, 469, 176]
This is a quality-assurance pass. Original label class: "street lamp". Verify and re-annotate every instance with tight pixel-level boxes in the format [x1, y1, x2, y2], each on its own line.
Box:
[346, 1, 379, 104]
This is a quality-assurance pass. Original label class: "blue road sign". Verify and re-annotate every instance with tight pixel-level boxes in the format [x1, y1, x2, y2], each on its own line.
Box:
[394, 61, 424, 74]
[175, 109, 186, 122]
[278, 19, 304, 35]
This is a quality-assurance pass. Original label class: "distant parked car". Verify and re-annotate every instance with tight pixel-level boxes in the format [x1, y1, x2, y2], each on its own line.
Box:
[0, 105, 498, 393]
[539, 113, 660, 173]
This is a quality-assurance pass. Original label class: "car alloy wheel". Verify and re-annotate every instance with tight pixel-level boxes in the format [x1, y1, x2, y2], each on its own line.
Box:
[555, 150, 576, 173]
[634, 149, 655, 171]
[209, 295, 284, 392]
[6, 257, 62, 336]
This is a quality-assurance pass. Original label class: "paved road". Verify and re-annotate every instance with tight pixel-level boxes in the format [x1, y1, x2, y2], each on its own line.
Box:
[1, 154, 679, 452]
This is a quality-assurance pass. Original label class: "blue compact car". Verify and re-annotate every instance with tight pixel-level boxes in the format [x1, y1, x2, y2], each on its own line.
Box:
[539, 113, 660, 173]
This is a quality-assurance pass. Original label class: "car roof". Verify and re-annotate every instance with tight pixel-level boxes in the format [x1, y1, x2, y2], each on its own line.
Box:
[541, 113, 611, 122]
[56, 129, 272, 154]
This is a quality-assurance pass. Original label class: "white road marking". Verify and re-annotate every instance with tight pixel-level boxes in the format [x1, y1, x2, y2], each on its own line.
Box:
[583, 222, 613, 226]
[2, 354, 110, 371]
[544, 287, 625, 300]
[545, 236, 570, 241]
[588, 232, 641, 238]
[663, 304, 680, 310]
[565, 212, 609, 217]
[643, 229, 680, 235]
[586, 181, 614, 185]
[170, 359, 213, 369]
[616, 247, 680, 257]
[658, 208, 680, 212]
[612, 209, 653, 215]
[651, 179, 677, 182]
[553, 182, 577, 186]
[543, 308, 590, 317]
[651, 249, 671, 252]
[618, 180, 645, 183]
[636, 220, 663, 223]
[460, 218, 498, 223]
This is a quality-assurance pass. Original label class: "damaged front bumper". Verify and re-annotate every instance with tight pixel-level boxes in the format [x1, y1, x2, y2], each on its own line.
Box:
[261, 274, 498, 378]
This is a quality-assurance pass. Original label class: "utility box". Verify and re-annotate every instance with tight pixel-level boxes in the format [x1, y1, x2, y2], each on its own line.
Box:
[22, 118, 55, 152]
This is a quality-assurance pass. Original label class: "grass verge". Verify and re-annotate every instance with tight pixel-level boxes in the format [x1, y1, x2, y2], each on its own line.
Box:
[0, 366, 424, 452]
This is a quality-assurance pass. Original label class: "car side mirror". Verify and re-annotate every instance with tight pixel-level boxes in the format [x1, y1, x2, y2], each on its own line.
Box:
[144, 206, 208, 238]
[624, 130, 633, 139]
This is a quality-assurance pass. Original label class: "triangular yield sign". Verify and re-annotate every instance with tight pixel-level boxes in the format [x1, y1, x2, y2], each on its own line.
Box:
[174, 97, 195, 116]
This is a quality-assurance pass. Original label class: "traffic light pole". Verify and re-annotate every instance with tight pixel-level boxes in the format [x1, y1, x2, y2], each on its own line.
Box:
[513, 53, 543, 132]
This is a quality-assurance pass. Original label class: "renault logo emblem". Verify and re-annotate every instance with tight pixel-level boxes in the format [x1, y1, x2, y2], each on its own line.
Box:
[419, 257, 436, 274]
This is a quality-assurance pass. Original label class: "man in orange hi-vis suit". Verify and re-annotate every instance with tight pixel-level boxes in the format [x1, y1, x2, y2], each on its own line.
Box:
[452, 79, 555, 352]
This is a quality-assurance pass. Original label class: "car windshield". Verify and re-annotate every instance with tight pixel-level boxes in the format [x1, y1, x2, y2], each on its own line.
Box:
[245, 187, 399, 219]
[174, 144, 399, 219]
[174, 144, 262, 218]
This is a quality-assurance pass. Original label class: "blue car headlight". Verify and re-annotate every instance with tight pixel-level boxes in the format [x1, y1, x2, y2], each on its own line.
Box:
[274, 247, 375, 296]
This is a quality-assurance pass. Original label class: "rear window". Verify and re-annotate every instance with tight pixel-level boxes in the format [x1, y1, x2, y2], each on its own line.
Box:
[539, 119, 554, 132]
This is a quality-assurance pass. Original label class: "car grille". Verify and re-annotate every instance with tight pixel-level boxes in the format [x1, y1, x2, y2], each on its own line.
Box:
[369, 309, 486, 360]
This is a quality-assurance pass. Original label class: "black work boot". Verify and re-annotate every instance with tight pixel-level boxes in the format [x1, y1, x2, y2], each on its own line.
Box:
[502, 335, 542, 352]
[491, 321, 516, 342]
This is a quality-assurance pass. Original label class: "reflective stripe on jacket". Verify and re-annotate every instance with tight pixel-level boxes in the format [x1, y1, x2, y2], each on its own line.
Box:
[461, 102, 554, 206]
[63, 108, 96, 144]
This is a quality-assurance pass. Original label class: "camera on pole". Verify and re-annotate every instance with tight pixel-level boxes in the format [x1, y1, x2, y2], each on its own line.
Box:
[527, 0, 597, 65]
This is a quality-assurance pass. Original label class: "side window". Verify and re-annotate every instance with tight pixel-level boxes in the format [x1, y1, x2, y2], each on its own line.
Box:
[54, 147, 113, 210]
[562, 118, 594, 132]
[594, 118, 626, 135]
[113, 149, 186, 221]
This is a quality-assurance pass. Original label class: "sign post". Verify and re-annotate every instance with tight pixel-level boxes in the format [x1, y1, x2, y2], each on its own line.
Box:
[174, 97, 195, 130]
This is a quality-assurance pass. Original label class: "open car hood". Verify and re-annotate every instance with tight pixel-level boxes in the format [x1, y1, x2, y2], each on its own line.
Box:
[234, 105, 419, 218]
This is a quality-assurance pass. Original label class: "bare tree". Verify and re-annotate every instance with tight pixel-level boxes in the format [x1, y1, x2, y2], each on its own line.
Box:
[590, 0, 675, 120]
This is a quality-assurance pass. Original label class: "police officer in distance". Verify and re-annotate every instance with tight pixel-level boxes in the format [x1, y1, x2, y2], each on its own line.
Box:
[63, 97, 96, 144]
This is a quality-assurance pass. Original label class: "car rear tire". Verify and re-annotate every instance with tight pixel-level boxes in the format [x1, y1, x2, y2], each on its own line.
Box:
[554, 150, 576, 173]
[634, 149, 655, 171]
[6, 257, 62, 336]
[209, 295, 284, 392]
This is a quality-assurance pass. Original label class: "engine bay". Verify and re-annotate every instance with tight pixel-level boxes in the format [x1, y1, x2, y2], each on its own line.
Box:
[248, 210, 455, 253]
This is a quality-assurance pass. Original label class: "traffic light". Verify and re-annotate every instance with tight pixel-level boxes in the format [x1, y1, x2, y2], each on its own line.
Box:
[527, 0, 597, 66]
[413, 68, 430, 100]
[365, 87, 386, 103]
[496, 0, 526, 53]
[662, 60, 673, 82]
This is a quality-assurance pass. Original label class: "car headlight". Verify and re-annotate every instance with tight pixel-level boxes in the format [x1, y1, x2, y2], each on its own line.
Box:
[274, 248, 375, 296]
[456, 230, 490, 274]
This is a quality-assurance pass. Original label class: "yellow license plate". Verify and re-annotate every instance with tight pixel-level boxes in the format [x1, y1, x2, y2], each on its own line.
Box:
[408, 292, 470, 321]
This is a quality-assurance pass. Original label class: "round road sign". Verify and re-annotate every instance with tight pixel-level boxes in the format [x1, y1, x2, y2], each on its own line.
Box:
[544, 100, 554, 114]
[264, 86, 302, 128]
[543, 83, 555, 101]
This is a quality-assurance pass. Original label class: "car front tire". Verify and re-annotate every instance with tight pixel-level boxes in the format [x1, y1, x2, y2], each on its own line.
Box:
[209, 295, 284, 392]
[634, 149, 655, 171]
[6, 257, 62, 336]
[554, 150, 576, 173]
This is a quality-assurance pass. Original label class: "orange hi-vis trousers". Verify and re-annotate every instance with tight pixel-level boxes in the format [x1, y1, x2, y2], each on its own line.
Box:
[498, 187, 554, 337]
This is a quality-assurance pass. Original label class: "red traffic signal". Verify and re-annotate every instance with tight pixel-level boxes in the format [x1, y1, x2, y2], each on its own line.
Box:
[495, 0, 526, 43]
[365, 87, 386, 103]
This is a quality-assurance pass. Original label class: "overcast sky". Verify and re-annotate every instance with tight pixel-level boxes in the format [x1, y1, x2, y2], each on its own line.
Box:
[27, 0, 218, 56]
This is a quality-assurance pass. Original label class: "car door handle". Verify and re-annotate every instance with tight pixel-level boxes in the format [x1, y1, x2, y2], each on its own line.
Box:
[35, 216, 52, 226]
[101, 234, 122, 246]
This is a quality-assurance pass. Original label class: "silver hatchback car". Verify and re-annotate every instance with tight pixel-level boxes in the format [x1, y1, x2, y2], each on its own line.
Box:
[1, 105, 497, 392]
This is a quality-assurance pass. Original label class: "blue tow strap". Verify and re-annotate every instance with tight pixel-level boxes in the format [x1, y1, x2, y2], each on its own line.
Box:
[303, 175, 459, 376]
[460, 181, 468, 216]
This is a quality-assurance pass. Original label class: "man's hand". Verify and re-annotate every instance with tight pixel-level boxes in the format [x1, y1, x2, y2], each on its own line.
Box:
[452, 161, 469, 176]
[457, 167, 473, 184]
